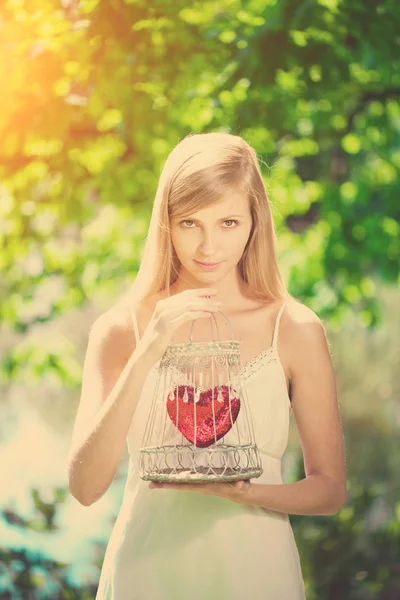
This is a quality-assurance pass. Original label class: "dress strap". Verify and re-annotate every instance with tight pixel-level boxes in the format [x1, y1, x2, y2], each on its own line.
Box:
[272, 302, 286, 349]
[128, 305, 141, 345]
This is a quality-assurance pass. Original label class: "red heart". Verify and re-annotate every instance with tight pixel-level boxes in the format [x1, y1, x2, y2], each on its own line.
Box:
[166, 385, 241, 448]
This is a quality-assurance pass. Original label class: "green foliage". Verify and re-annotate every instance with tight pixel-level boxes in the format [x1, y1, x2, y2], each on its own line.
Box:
[0, 546, 95, 599]
[1, 487, 97, 598]
[292, 477, 400, 600]
[1, 0, 399, 343]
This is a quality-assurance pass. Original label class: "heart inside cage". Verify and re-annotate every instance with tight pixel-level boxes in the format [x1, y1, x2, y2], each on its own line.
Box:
[166, 383, 241, 447]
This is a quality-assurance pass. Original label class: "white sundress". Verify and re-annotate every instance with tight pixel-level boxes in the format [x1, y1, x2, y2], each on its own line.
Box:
[95, 301, 307, 600]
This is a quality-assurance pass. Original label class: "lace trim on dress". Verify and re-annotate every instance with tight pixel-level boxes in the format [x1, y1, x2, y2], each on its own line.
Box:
[239, 345, 276, 382]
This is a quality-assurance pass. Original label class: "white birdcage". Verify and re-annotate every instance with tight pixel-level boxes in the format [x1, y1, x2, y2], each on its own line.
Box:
[139, 307, 263, 483]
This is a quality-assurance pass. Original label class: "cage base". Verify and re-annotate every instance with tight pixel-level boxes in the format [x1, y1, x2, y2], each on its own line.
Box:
[141, 465, 263, 484]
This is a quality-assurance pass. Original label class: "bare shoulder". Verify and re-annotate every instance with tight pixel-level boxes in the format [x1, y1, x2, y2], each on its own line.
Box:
[280, 298, 331, 379]
[283, 298, 325, 330]
[88, 302, 136, 361]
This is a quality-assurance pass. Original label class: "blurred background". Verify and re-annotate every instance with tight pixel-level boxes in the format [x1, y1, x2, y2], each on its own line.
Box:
[1, 0, 399, 598]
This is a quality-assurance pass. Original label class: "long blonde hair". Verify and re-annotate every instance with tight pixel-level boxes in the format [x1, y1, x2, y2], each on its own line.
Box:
[119, 131, 291, 309]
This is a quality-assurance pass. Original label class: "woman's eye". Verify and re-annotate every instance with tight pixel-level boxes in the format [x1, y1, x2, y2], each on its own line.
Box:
[180, 220, 238, 228]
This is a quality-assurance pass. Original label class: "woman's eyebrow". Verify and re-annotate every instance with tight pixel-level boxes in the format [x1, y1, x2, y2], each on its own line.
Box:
[178, 214, 245, 221]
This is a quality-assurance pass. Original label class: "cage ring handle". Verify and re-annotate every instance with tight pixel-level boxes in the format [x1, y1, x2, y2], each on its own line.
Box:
[188, 296, 234, 343]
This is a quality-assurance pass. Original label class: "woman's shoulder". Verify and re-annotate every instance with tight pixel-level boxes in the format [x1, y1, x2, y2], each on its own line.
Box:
[281, 298, 328, 359]
[93, 293, 159, 342]
[277, 298, 328, 385]
[88, 300, 139, 356]
[282, 297, 323, 328]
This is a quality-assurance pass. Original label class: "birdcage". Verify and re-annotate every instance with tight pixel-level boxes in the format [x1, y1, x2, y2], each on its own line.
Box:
[139, 308, 263, 484]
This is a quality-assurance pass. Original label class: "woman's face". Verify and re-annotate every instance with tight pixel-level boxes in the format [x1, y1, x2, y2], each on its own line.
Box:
[170, 192, 253, 283]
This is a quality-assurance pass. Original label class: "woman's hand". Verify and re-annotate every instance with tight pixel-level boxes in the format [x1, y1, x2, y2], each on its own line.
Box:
[134, 288, 222, 368]
[148, 479, 252, 504]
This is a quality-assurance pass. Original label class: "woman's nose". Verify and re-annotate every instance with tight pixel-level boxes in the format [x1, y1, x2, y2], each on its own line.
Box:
[199, 231, 218, 254]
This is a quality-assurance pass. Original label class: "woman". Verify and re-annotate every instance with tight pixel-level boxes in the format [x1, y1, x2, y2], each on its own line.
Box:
[67, 132, 347, 599]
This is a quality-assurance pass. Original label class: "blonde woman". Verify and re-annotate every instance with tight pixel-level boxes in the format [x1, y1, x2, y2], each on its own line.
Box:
[67, 132, 347, 599]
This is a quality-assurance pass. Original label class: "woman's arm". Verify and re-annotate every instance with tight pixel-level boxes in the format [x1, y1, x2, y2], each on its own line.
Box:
[239, 307, 347, 516]
[66, 311, 153, 507]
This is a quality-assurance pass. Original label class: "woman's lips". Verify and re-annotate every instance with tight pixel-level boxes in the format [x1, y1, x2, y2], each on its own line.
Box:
[194, 260, 221, 270]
